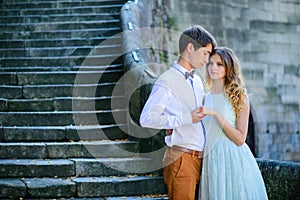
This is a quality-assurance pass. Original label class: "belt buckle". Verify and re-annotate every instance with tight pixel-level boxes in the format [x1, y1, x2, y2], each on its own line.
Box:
[192, 150, 200, 158]
[193, 150, 202, 158]
[192, 150, 196, 157]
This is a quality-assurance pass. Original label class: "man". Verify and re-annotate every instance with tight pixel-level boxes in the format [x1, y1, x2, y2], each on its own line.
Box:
[140, 25, 216, 200]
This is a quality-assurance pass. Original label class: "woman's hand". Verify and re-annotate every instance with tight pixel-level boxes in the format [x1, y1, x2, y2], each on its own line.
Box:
[191, 107, 206, 123]
[200, 106, 216, 116]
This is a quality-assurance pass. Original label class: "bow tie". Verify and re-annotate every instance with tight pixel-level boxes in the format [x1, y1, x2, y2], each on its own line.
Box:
[185, 70, 195, 79]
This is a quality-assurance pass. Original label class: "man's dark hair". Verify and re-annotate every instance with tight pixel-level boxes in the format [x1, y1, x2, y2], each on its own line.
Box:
[179, 25, 217, 54]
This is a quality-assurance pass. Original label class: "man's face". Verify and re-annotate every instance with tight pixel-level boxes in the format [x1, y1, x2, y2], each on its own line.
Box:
[190, 43, 212, 69]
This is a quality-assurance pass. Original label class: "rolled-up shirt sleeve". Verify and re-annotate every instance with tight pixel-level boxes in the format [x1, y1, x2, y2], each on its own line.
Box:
[140, 83, 192, 129]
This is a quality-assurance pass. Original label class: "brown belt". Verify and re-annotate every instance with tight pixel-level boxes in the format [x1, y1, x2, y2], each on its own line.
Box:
[172, 145, 203, 157]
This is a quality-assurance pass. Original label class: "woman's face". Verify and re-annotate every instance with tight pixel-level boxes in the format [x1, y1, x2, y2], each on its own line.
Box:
[207, 54, 226, 81]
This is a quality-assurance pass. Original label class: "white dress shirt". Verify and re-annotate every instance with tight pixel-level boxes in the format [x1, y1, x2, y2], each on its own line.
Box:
[140, 62, 206, 151]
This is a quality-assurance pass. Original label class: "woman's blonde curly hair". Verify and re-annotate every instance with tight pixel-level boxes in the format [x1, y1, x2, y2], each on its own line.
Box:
[206, 47, 247, 117]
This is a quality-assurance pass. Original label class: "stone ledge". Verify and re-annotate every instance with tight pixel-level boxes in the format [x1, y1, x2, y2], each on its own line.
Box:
[257, 158, 300, 200]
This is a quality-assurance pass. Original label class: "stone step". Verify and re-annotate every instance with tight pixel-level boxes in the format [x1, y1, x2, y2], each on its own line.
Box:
[0, 44, 122, 57]
[0, 63, 123, 72]
[0, 9, 19, 17]
[0, 82, 122, 98]
[0, 70, 123, 85]
[0, 109, 127, 126]
[0, 4, 123, 16]
[0, 176, 166, 199]
[1, 54, 122, 67]
[74, 176, 166, 198]
[0, 159, 75, 178]
[0, 36, 122, 48]
[0, 13, 120, 24]
[0, 20, 121, 32]
[0, 178, 75, 198]
[1, 0, 123, 10]
[0, 96, 125, 111]
[0, 140, 138, 159]
[0, 27, 121, 40]
[1, 124, 128, 142]
[68, 196, 168, 200]
[72, 158, 161, 177]
[0, 157, 157, 178]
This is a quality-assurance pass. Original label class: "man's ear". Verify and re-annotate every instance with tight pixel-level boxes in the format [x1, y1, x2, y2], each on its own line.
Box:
[186, 43, 195, 53]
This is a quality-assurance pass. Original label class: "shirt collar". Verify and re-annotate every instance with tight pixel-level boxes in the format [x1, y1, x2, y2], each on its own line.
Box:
[173, 61, 189, 73]
[173, 62, 194, 79]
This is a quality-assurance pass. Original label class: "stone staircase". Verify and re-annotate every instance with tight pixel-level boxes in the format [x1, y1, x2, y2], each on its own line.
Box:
[0, 0, 166, 199]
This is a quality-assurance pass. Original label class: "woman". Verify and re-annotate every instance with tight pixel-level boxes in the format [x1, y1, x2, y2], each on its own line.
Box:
[199, 47, 268, 199]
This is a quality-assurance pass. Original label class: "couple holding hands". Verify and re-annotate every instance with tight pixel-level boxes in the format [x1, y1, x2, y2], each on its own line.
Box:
[140, 25, 268, 200]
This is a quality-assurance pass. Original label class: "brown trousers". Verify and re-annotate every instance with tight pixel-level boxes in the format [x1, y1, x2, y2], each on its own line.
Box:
[163, 148, 202, 200]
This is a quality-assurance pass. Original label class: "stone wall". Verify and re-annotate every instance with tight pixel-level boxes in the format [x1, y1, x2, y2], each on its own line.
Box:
[121, 2, 300, 198]
[122, 0, 300, 161]
[162, 0, 300, 161]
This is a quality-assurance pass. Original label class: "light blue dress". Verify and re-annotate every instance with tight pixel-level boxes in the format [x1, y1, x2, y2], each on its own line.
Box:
[199, 93, 268, 200]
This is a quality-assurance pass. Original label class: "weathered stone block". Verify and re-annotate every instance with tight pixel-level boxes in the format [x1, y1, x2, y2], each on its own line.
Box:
[2, 126, 66, 142]
[46, 142, 83, 158]
[243, 9, 272, 21]
[0, 112, 73, 126]
[0, 159, 75, 178]
[0, 40, 24, 48]
[8, 99, 53, 111]
[251, 20, 296, 33]
[25, 178, 76, 198]
[0, 98, 7, 111]
[74, 176, 166, 197]
[23, 85, 72, 98]
[98, 142, 138, 157]
[17, 72, 76, 85]
[54, 96, 125, 111]
[223, 6, 241, 19]
[46, 141, 138, 158]
[72, 157, 155, 177]
[0, 72, 17, 85]
[291, 152, 300, 161]
[0, 110, 127, 126]
[0, 143, 47, 159]
[288, 14, 300, 24]
[0, 126, 3, 142]
[73, 83, 117, 97]
[65, 124, 127, 141]
[0, 179, 26, 198]
[73, 110, 127, 126]
[0, 86, 22, 99]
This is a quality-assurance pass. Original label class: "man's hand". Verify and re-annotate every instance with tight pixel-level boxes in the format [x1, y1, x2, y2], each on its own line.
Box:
[191, 107, 206, 123]
[165, 107, 207, 135]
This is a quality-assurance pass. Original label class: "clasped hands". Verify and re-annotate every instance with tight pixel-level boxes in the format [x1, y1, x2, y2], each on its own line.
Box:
[191, 106, 206, 123]
[165, 106, 213, 136]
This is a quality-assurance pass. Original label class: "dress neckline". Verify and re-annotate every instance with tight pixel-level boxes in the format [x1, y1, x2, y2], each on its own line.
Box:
[209, 92, 224, 96]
